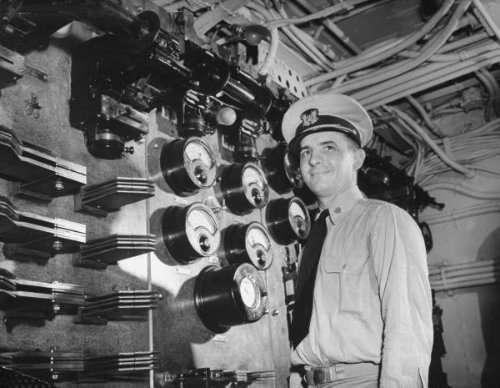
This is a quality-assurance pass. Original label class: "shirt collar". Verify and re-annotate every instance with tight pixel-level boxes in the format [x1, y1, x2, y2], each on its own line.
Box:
[319, 185, 364, 225]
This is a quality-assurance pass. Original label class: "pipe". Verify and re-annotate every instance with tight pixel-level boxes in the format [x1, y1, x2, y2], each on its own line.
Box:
[400, 38, 497, 62]
[421, 202, 500, 224]
[304, 0, 455, 86]
[475, 69, 495, 120]
[429, 259, 500, 274]
[266, 1, 354, 28]
[407, 96, 445, 137]
[247, 3, 333, 70]
[430, 265, 500, 279]
[424, 182, 500, 200]
[385, 106, 474, 176]
[286, 0, 362, 54]
[480, 68, 500, 116]
[432, 277, 499, 291]
[358, 51, 500, 109]
[472, 0, 500, 41]
[259, 27, 279, 76]
[331, 0, 472, 94]
[274, 7, 335, 69]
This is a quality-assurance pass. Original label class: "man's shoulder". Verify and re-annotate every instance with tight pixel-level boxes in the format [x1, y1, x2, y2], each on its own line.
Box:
[358, 197, 414, 222]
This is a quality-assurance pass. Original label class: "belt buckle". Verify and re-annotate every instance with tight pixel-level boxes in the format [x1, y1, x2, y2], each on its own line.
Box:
[312, 365, 346, 385]
[313, 368, 326, 385]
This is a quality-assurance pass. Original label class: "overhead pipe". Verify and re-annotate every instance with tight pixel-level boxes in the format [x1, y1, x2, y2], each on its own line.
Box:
[304, 0, 455, 87]
[383, 105, 474, 177]
[424, 182, 500, 200]
[330, 0, 472, 94]
[358, 50, 500, 109]
[471, 0, 500, 41]
[421, 202, 500, 224]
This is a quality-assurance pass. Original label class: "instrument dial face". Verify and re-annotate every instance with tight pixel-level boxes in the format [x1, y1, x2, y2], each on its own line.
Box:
[239, 276, 260, 308]
[185, 205, 220, 256]
[245, 223, 272, 269]
[183, 138, 217, 187]
[283, 151, 304, 188]
[289, 200, 311, 239]
[242, 164, 268, 208]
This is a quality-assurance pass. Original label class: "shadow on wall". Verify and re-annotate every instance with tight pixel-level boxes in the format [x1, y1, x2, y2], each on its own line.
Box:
[476, 227, 500, 388]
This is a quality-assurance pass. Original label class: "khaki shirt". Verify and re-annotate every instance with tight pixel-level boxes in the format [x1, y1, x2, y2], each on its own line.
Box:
[291, 186, 433, 387]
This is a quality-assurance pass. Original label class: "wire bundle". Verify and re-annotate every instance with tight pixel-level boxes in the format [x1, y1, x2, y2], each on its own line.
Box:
[429, 259, 500, 291]
[418, 118, 500, 181]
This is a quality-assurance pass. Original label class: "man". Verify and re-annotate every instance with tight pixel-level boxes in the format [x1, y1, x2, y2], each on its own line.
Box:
[282, 92, 433, 388]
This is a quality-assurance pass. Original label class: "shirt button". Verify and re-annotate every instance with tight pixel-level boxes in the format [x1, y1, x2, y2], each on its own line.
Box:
[334, 207, 341, 214]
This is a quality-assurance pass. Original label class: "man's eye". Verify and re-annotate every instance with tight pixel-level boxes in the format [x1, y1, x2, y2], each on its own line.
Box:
[324, 145, 335, 151]
[300, 150, 310, 158]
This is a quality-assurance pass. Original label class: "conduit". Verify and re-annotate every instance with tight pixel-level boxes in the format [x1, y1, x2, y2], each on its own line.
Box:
[421, 202, 500, 224]
[384, 106, 474, 177]
[330, 0, 472, 94]
[304, 0, 455, 86]
[429, 258, 500, 291]
[425, 182, 500, 200]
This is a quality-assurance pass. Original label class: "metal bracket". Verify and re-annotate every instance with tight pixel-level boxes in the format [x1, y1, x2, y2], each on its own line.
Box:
[0, 196, 86, 260]
[73, 234, 156, 269]
[74, 177, 155, 217]
[0, 125, 86, 202]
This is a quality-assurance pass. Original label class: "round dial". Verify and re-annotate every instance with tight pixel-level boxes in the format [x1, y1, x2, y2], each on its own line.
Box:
[183, 137, 217, 186]
[239, 276, 260, 308]
[289, 200, 310, 239]
[242, 164, 268, 207]
[185, 205, 220, 256]
[283, 151, 304, 188]
[245, 223, 272, 269]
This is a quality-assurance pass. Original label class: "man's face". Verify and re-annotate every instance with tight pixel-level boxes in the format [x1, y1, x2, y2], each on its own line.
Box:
[299, 131, 363, 201]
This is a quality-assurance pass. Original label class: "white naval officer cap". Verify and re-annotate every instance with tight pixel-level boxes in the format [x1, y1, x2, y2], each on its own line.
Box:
[281, 92, 373, 155]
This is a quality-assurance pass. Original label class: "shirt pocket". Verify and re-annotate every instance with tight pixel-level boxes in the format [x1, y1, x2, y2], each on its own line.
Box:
[324, 256, 363, 314]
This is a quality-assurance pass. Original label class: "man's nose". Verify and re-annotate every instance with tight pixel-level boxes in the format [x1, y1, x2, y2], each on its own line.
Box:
[309, 149, 321, 165]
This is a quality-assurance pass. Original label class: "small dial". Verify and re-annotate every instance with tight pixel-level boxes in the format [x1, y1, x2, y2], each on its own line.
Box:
[239, 276, 260, 308]
[289, 200, 310, 239]
[183, 137, 217, 187]
[185, 205, 220, 256]
[284, 151, 304, 188]
[242, 164, 268, 208]
[245, 223, 272, 269]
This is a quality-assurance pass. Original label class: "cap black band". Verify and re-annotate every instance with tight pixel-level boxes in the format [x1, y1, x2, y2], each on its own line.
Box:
[288, 115, 361, 158]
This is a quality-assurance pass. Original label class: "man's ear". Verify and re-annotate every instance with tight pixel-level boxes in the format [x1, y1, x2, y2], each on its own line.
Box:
[353, 148, 366, 171]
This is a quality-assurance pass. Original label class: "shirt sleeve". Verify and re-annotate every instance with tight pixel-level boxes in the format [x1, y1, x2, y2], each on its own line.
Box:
[370, 204, 433, 388]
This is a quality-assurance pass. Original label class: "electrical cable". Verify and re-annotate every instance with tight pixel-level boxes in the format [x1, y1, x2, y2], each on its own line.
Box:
[330, 0, 472, 94]
[421, 202, 500, 224]
[259, 27, 279, 76]
[304, 0, 455, 87]
[357, 49, 500, 109]
[424, 182, 500, 200]
[475, 69, 495, 121]
[384, 105, 474, 177]
[471, 0, 500, 41]
[407, 96, 446, 137]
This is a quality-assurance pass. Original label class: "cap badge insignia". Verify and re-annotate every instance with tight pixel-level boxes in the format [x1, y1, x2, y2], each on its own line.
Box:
[300, 108, 319, 127]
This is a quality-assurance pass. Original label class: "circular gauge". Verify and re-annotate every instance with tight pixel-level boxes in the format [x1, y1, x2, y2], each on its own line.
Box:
[223, 222, 273, 270]
[262, 143, 304, 194]
[162, 202, 220, 263]
[284, 150, 305, 189]
[240, 277, 259, 308]
[220, 162, 269, 215]
[161, 137, 217, 196]
[194, 263, 267, 333]
[266, 197, 311, 245]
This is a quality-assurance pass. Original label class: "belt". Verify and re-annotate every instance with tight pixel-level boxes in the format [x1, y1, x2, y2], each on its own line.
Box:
[304, 363, 379, 386]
